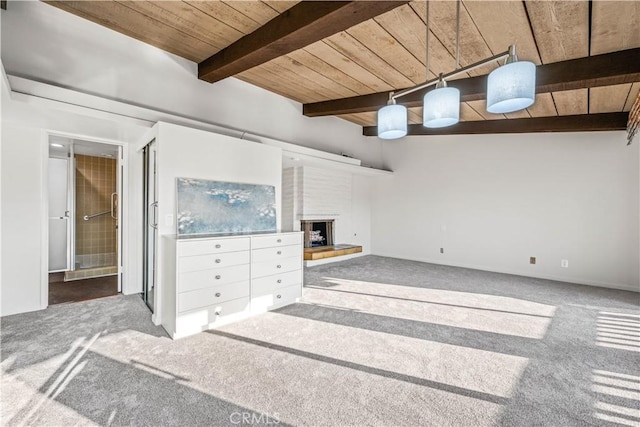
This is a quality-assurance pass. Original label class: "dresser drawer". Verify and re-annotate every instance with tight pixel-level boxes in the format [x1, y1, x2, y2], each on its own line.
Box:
[252, 244, 301, 263]
[251, 233, 302, 249]
[251, 285, 301, 312]
[178, 238, 250, 257]
[179, 264, 249, 293]
[176, 296, 250, 334]
[179, 250, 250, 273]
[251, 256, 301, 279]
[178, 281, 250, 313]
[251, 270, 302, 297]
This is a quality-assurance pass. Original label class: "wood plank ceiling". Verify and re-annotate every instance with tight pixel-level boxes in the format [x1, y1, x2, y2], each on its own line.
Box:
[46, 1, 640, 130]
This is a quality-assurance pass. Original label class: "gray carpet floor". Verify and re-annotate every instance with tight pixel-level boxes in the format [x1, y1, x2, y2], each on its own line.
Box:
[1, 255, 639, 426]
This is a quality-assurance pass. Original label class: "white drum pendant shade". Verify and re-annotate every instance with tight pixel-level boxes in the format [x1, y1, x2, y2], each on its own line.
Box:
[423, 87, 460, 128]
[486, 61, 536, 114]
[378, 104, 408, 139]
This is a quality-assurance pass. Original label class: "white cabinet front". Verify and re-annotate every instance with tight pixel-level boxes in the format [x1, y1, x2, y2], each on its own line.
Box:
[176, 297, 251, 335]
[251, 270, 302, 296]
[252, 233, 302, 249]
[251, 285, 301, 312]
[251, 256, 301, 278]
[251, 244, 301, 263]
[178, 237, 250, 257]
[179, 250, 250, 273]
[165, 232, 303, 339]
[179, 281, 250, 312]
[178, 264, 250, 293]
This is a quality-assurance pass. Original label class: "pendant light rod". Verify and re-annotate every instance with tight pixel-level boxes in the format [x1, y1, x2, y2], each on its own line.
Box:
[425, 0, 430, 79]
[391, 46, 512, 101]
[455, 0, 461, 69]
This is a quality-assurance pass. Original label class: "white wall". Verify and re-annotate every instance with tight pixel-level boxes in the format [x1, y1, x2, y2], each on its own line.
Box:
[154, 122, 283, 324]
[373, 131, 640, 291]
[1, 123, 44, 315]
[0, 1, 382, 168]
[156, 123, 283, 237]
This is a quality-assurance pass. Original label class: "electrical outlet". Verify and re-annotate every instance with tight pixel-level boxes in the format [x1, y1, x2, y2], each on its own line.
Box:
[561, 259, 569, 268]
[440, 248, 444, 254]
[530, 257, 536, 265]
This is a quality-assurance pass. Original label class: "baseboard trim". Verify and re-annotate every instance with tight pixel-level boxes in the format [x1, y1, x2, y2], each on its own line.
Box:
[371, 252, 640, 293]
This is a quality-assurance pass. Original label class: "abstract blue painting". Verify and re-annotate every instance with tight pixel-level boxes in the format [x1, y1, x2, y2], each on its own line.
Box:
[176, 178, 276, 236]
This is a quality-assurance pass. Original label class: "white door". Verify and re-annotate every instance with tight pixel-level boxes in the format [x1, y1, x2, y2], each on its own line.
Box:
[48, 157, 70, 272]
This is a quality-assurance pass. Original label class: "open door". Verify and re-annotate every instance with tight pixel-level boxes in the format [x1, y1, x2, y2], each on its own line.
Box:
[48, 156, 71, 272]
[142, 140, 158, 312]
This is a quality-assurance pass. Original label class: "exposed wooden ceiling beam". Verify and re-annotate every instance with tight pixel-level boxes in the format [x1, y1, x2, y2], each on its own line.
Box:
[362, 113, 629, 136]
[305, 48, 640, 117]
[198, 1, 410, 83]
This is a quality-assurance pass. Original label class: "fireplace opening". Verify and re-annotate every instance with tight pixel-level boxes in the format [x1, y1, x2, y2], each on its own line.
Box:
[301, 220, 334, 248]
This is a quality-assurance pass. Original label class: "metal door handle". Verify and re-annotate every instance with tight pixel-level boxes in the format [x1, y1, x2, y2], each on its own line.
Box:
[215, 259, 221, 264]
[215, 275, 221, 280]
[111, 193, 118, 219]
[150, 201, 158, 229]
[215, 293, 221, 298]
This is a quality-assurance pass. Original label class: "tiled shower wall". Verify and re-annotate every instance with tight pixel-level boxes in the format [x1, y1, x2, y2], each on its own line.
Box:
[75, 154, 117, 269]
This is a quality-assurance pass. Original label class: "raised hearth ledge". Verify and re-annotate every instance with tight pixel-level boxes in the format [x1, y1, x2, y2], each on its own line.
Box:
[303, 244, 364, 267]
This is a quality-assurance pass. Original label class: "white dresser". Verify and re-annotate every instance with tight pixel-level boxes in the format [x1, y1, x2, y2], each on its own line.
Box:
[160, 232, 303, 339]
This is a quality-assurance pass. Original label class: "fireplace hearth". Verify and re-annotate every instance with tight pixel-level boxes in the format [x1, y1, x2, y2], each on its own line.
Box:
[301, 220, 334, 248]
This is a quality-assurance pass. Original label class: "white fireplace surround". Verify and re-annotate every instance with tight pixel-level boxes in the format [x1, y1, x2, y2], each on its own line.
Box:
[281, 165, 371, 259]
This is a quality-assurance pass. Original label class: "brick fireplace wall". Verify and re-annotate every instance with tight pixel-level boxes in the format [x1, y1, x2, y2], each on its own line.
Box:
[282, 165, 371, 252]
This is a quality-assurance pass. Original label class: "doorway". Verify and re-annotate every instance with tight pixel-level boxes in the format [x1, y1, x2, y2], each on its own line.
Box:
[47, 136, 124, 305]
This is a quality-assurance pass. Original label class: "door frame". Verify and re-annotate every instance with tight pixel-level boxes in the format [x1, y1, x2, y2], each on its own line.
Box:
[41, 130, 130, 309]
[141, 139, 158, 313]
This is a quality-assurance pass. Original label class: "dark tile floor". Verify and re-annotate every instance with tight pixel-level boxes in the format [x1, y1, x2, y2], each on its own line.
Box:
[48, 275, 118, 305]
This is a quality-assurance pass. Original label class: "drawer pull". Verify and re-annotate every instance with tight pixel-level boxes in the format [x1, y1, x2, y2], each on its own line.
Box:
[215, 292, 221, 298]
[277, 251, 282, 255]
[277, 239, 282, 243]
[215, 275, 221, 280]
[276, 264, 281, 269]
[277, 279, 282, 284]
[215, 244, 221, 249]
[215, 259, 221, 263]
[277, 294, 282, 299]
[215, 307, 222, 315]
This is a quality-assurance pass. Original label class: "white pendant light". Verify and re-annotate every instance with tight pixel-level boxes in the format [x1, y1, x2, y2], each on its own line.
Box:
[377, 101, 407, 140]
[423, 75, 460, 128]
[487, 45, 536, 114]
